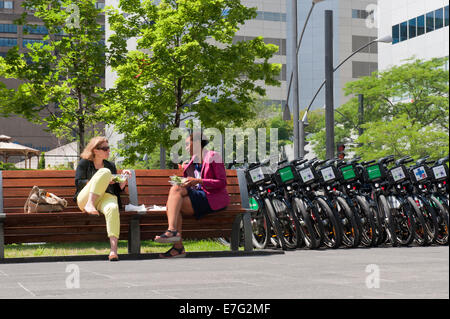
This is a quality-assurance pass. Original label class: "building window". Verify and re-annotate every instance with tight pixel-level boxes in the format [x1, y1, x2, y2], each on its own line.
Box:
[352, 35, 377, 53]
[393, 7, 448, 44]
[352, 9, 372, 20]
[426, 11, 435, 32]
[408, 18, 417, 39]
[0, 1, 13, 9]
[23, 25, 49, 35]
[352, 61, 378, 78]
[400, 21, 408, 42]
[0, 37, 17, 47]
[23, 39, 47, 47]
[445, 6, 449, 26]
[96, 2, 105, 10]
[254, 11, 286, 22]
[0, 24, 17, 33]
[435, 8, 444, 29]
[417, 15, 425, 36]
[392, 24, 400, 44]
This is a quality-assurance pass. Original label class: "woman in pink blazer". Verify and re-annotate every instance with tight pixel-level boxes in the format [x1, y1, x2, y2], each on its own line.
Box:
[154, 133, 230, 258]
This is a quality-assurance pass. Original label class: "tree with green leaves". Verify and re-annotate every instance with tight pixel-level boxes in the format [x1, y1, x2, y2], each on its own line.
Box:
[309, 57, 449, 160]
[103, 0, 281, 164]
[0, 0, 106, 155]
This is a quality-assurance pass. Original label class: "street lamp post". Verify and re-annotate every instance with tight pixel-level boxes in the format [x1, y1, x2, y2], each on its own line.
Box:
[300, 34, 392, 158]
[325, 10, 334, 160]
[285, 0, 325, 159]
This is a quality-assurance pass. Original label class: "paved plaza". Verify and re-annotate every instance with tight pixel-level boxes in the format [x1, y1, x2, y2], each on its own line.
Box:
[0, 246, 448, 299]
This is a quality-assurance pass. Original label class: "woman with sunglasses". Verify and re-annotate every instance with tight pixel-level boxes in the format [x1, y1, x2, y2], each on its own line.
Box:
[74, 136, 131, 261]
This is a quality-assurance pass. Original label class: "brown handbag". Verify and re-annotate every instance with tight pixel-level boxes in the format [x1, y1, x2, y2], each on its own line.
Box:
[24, 186, 68, 213]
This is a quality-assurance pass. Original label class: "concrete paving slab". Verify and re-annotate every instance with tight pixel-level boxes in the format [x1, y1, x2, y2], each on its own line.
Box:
[0, 246, 448, 299]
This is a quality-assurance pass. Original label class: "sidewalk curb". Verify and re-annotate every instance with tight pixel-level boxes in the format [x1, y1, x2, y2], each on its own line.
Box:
[0, 249, 285, 264]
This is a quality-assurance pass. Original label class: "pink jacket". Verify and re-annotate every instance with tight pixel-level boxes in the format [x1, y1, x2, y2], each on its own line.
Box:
[183, 151, 230, 211]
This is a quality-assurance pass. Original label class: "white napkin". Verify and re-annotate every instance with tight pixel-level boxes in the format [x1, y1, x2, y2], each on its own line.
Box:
[147, 205, 167, 211]
[124, 204, 147, 212]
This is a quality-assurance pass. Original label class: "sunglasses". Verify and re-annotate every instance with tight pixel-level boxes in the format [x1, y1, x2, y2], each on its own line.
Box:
[96, 146, 110, 151]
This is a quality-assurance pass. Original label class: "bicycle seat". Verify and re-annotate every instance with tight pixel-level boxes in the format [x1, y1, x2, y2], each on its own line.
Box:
[361, 159, 376, 166]
[291, 158, 308, 166]
[395, 156, 413, 166]
[436, 156, 449, 165]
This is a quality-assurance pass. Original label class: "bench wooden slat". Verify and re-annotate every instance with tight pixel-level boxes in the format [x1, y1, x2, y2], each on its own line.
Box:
[0, 169, 251, 256]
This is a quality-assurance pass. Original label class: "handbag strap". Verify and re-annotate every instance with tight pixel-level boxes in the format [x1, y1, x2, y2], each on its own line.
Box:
[24, 186, 40, 213]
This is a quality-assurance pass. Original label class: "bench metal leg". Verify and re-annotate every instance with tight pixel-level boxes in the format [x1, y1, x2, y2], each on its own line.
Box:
[230, 212, 253, 252]
[230, 214, 241, 251]
[128, 217, 141, 255]
[242, 211, 253, 252]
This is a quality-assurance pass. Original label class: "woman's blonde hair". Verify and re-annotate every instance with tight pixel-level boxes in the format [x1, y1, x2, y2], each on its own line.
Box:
[80, 136, 109, 161]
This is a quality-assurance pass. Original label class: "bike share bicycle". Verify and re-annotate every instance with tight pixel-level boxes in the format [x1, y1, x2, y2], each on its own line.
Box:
[273, 159, 324, 249]
[362, 155, 415, 246]
[245, 159, 302, 250]
[315, 158, 362, 248]
[407, 156, 447, 245]
[293, 158, 344, 249]
[335, 157, 379, 247]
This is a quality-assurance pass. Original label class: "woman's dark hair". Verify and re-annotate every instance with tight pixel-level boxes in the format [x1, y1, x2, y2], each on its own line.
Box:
[189, 132, 209, 148]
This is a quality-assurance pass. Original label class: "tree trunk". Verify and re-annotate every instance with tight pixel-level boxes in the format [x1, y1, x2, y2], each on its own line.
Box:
[77, 90, 85, 156]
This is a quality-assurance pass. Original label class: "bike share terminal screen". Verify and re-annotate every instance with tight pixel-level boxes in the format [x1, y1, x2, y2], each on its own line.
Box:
[320, 167, 336, 182]
[432, 165, 447, 180]
[390, 166, 406, 182]
[367, 164, 382, 180]
[299, 167, 315, 183]
[413, 166, 428, 182]
[249, 167, 265, 184]
[340, 165, 356, 181]
[278, 166, 295, 183]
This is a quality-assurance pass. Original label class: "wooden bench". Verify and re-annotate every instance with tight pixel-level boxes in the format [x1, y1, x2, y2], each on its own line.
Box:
[0, 169, 253, 259]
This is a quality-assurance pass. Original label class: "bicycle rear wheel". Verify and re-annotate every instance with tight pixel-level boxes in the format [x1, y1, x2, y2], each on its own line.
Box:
[250, 208, 270, 249]
[378, 195, 398, 247]
[292, 197, 322, 249]
[407, 197, 431, 246]
[429, 196, 448, 245]
[314, 197, 343, 249]
[264, 198, 287, 250]
[355, 195, 378, 247]
[271, 198, 301, 249]
[388, 196, 415, 246]
[335, 196, 361, 248]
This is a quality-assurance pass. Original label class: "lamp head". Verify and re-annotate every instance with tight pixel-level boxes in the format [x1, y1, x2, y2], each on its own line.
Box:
[376, 35, 393, 43]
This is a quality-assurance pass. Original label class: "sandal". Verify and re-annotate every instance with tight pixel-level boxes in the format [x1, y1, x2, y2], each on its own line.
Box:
[154, 229, 181, 243]
[159, 246, 186, 258]
[108, 253, 119, 262]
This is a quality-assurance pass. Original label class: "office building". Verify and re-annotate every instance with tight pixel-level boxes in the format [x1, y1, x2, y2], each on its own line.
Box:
[378, 0, 449, 72]
[286, 0, 379, 112]
[0, 0, 105, 163]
